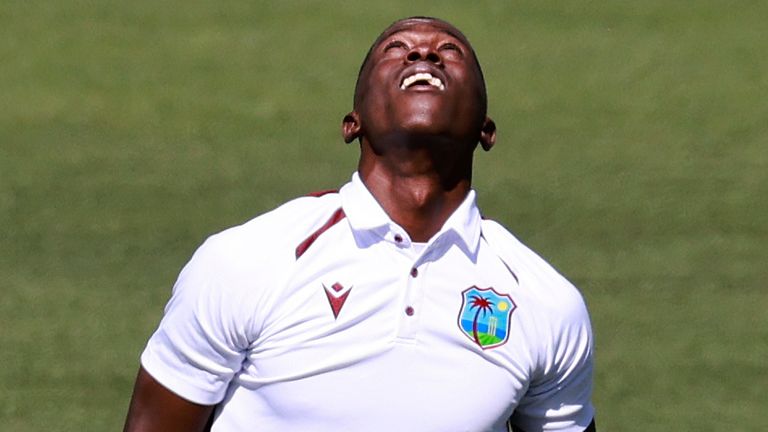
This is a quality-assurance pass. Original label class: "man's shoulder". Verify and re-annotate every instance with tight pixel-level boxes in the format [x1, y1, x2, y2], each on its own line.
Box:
[479, 218, 545, 271]
[480, 219, 588, 317]
[220, 191, 342, 239]
[195, 192, 344, 267]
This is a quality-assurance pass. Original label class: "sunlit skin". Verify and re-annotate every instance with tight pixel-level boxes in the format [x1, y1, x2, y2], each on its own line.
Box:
[343, 17, 496, 242]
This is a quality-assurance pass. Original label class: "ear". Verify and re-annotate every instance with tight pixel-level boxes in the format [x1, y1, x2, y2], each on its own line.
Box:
[342, 111, 362, 144]
[479, 116, 496, 151]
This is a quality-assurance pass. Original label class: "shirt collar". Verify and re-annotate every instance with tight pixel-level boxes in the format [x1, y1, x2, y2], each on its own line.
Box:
[339, 172, 482, 256]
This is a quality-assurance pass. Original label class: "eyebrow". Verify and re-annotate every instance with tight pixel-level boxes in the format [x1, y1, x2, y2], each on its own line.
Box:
[378, 25, 470, 47]
[436, 28, 467, 43]
[372, 19, 474, 47]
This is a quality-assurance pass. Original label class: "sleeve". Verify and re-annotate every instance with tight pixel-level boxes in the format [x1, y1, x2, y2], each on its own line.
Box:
[140, 235, 256, 405]
[510, 288, 596, 431]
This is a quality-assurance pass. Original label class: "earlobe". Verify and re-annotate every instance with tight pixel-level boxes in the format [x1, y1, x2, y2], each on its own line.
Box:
[479, 116, 496, 151]
[342, 112, 362, 144]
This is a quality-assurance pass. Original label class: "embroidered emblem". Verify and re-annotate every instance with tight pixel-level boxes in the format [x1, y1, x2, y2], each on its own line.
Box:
[458, 286, 516, 349]
[323, 282, 353, 319]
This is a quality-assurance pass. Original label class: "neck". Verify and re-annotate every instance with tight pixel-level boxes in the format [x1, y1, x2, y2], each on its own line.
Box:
[357, 136, 474, 242]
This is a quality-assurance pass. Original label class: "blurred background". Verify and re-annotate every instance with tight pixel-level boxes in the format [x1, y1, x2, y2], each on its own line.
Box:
[1, 1, 766, 430]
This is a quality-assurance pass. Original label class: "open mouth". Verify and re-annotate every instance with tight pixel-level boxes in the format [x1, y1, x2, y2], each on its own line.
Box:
[400, 72, 445, 91]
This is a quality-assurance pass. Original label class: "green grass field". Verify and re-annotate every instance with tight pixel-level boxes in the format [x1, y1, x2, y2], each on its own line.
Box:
[2, 1, 766, 430]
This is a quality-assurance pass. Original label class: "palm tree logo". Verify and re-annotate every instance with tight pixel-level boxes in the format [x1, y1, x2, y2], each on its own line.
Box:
[458, 286, 516, 349]
[469, 294, 494, 345]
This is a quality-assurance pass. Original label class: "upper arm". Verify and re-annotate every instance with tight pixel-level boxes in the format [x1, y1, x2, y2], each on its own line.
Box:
[584, 419, 596, 431]
[139, 235, 258, 405]
[511, 418, 596, 432]
[511, 286, 596, 431]
[123, 367, 215, 432]
[132, 234, 262, 425]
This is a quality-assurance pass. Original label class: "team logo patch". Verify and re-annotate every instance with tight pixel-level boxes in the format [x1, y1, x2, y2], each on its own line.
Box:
[458, 286, 516, 349]
[323, 282, 352, 319]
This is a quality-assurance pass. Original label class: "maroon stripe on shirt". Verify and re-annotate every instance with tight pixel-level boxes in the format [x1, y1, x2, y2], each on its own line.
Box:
[499, 257, 520, 284]
[481, 230, 520, 284]
[295, 207, 347, 259]
[305, 189, 339, 198]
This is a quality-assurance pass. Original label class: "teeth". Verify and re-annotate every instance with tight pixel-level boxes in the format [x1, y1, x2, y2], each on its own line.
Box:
[400, 72, 445, 91]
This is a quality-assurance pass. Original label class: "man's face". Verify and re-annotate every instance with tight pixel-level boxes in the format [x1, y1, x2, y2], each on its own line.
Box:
[352, 18, 488, 148]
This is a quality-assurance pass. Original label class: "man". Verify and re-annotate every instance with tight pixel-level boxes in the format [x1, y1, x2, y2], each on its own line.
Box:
[124, 16, 596, 432]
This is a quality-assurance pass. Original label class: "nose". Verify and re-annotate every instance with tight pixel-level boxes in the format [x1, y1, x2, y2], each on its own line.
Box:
[405, 44, 442, 66]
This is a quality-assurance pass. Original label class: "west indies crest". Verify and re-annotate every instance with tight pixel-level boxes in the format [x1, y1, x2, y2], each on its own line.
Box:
[458, 286, 516, 349]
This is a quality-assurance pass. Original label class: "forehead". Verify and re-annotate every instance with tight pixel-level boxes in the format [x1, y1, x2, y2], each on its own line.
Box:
[374, 19, 472, 48]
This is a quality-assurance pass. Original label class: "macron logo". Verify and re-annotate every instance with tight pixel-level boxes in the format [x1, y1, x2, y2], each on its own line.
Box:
[323, 282, 352, 319]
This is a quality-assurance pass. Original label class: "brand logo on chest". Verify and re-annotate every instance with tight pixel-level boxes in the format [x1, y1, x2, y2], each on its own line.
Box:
[323, 282, 353, 319]
[457, 286, 517, 349]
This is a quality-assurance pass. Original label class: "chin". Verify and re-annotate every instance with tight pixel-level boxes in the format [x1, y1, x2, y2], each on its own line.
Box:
[397, 122, 450, 140]
[396, 110, 453, 135]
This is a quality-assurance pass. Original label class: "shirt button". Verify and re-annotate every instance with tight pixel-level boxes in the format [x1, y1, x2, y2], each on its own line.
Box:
[394, 234, 403, 243]
[410, 267, 418, 277]
[405, 306, 415, 316]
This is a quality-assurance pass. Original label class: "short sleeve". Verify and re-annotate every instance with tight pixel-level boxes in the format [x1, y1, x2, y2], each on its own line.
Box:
[140, 236, 253, 405]
[510, 290, 595, 431]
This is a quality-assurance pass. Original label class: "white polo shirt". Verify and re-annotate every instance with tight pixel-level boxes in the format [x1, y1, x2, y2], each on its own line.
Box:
[141, 173, 595, 432]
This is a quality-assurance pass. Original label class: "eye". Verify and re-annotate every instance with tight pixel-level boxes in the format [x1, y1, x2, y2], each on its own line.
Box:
[439, 42, 462, 54]
[383, 40, 408, 51]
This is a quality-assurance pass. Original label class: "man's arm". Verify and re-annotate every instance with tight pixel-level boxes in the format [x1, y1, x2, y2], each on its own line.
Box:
[123, 366, 214, 432]
[584, 419, 596, 431]
[511, 418, 595, 432]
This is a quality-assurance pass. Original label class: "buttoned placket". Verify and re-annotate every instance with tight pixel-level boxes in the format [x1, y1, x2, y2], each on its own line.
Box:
[392, 230, 451, 342]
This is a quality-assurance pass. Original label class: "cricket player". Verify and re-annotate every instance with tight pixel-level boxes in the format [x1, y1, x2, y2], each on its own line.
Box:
[124, 16, 596, 432]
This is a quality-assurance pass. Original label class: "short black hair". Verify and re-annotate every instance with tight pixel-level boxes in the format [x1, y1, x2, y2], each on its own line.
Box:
[352, 16, 488, 117]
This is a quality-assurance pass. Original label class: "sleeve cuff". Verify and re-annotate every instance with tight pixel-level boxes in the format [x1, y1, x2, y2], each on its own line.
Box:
[140, 346, 228, 406]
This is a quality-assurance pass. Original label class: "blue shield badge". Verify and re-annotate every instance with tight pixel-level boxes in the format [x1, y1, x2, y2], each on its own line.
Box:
[458, 286, 516, 349]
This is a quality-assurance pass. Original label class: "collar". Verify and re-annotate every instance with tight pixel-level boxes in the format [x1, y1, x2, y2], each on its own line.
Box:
[339, 172, 482, 257]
